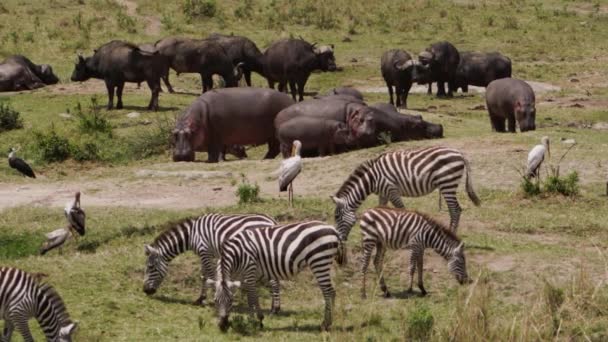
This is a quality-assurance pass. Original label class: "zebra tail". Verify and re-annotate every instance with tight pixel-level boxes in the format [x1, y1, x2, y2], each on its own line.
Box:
[335, 241, 347, 267]
[464, 157, 481, 207]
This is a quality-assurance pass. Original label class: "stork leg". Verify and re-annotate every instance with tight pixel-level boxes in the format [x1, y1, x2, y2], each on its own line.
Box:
[288, 183, 293, 207]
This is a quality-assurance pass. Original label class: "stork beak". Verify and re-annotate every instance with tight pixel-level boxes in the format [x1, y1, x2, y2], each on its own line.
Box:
[291, 144, 295, 157]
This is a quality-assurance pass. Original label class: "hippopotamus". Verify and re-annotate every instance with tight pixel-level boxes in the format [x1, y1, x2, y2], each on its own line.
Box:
[418, 41, 460, 98]
[369, 103, 443, 141]
[455, 52, 511, 93]
[315, 87, 364, 101]
[381, 49, 425, 108]
[485, 78, 536, 132]
[0, 55, 59, 92]
[277, 117, 353, 157]
[274, 98, 376, 144]
[173, 88, 294, 162]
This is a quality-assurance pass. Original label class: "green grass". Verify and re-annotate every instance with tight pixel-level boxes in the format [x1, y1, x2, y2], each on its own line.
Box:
[1, 0, 608, 340]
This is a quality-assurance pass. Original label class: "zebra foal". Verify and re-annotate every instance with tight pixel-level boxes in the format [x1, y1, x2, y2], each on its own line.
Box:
[359, 208, 470, 298]
[210, 221, 344, 332]
[143, 213, 279, 308]
[0, 267, 77, 342]
[332, 146, 480, 243]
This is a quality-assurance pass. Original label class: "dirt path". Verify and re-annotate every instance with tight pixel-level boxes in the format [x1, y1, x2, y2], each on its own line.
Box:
[116, 0, 161, 36]
[359, 80, 561, 95]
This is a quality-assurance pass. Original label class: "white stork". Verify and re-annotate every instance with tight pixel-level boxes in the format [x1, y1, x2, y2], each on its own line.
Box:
[8, 147, 36, 178]
[40, 192, 86, 255]
[526, 136, 550, 180]
[278, 140, 302, 207]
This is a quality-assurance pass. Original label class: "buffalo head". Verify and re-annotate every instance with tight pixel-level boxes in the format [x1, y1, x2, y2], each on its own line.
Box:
[70, 55, 92, 82]
[515, 100, 536, 132]
[172, 128, 196, 162]
[39, 64, 59, 85]
[314, 44, 337, 72]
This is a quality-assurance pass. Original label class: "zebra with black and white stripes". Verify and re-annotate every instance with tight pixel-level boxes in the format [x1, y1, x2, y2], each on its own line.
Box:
[143, 213, 279, 308]
[0, 267, 77, 342]
[331, 146, 481, 241]
[359, 207, 470, 298]
[210, 221, 344, 332]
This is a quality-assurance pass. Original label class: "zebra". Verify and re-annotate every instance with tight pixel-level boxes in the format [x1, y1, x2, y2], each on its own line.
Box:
[331, 146, 481, 242]
[210, 221, 345, 332]
[0, 267, 77, 342]
[143, 213, 280, 309]
[359, 207, 470, 298]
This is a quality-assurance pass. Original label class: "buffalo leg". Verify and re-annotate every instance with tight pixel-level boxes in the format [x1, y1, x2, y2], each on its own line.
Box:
[267, 79, 275, 89]
[105, 81, 115, 110]
[288, 80, 297, 101]
[437, 81, 446, 97]
[447, 78, 456, 98]
[427, 83, 432, 95]
[395, 85, 402, 107]
[146, 79, 160, 111]
[116, 82, 124, 109]
[402, 83, 412, 108]
[386, 82, 394, 106]
[163, 72, 175, 93]
[462, 84, 469, 93]
[244, 70, 252, 87]
[297, 76, 308, 102]
[264, 139, 280, 159]
[277, 82, 286, 93]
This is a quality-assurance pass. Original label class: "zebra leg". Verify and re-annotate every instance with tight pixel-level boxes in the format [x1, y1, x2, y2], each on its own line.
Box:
[195, 253, 216, 306]
[378, 195, 388, 206]
[407, 250, 418, 294]
[269, 280, 281, 314]
[388, 190, 405, 208]
[244, 278, 264, 328]
[310, 262, 335, 331]
[442, 187, 462, 231]
[2, 320, 14, 342]
[373, 244, 390, 298]
[360, 240, 375, 299]
[11, 314, 34, 342]
[417, 253, 427, 296]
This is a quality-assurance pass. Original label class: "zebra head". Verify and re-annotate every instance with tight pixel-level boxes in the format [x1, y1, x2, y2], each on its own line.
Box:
[210, 260, 241, 332]
[58, 322, 78, 342]
[143, 245, 168, 295]
[447, 242, 470, 285]
[331, 196, 357, 241]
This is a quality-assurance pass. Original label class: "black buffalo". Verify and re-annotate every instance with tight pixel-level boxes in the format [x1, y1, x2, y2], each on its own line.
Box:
[418, 41, 460, 98]
[71, 40, 165, 110]
[0, 55, 59, 92]
[381, 49, 425, 108]
[206, 33, 265, 87]
[456, 52, 512, 93]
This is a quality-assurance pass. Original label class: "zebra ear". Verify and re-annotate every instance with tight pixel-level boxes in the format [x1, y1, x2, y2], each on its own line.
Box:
[144, 244, 158, 256]
[330, 196, 345, 206]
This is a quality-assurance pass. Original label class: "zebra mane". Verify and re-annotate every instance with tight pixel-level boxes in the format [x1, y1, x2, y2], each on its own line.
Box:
[38, 283, 72, 326]
[335, 158, 377, 197]
[152, 217, 195, 246]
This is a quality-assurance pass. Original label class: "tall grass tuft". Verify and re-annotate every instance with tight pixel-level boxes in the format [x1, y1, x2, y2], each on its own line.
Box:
[406, 303, 434, 340]
[236, 176, 260, 204]
[73, 96, 113, 136]
[33, 126, 71, 163]
[0, 102, 23, 132]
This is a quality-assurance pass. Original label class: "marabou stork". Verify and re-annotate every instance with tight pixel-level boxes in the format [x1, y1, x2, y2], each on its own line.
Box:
[278, 140, 302, 207]
[8, 147, 35, 178]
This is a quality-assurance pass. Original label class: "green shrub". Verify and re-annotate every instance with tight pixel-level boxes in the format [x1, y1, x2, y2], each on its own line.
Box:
[71, 141, 100, 162]
[407, 304, 434, 341]
[236, 178, 260, 204]
[126, 118, 173, 160]
[544, 171, 579, 196]
[521, 177, 541, 197]
[116, 9, 137, 33]
[0, 103, 23, 132]
[230, 314, 260, 336]
[73, 97, 113, 136]
[33, 127, 71, 163]
[183, 0, 217, 20]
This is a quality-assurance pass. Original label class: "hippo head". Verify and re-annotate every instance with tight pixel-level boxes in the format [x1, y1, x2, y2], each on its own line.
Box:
[70, 55, 92, 82]
[349, 110, 376, 140]
[314, 44, 337, 72]
[39, 64, 59, 85]
[425, 122, 444, 139]
[172, 127, 196, 162]
[515, 101, 536, 132]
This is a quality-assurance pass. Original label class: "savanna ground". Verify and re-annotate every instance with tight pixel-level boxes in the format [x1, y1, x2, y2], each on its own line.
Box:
[1, 0, 608, 340]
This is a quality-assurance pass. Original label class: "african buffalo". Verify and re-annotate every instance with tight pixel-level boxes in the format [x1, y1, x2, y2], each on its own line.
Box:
[264, 38, 337, 101]
[71, 40, 165, 110]
[206, 33, 265, 87]
[381, 49, 425, 108]
[0, 55, 59, 92]
[485, 78, 536, 132]
[455, 52, 512, 93]
[173, 88, 294, 162]
[154, 36, 241, 93]
[418, 41, 460, 97]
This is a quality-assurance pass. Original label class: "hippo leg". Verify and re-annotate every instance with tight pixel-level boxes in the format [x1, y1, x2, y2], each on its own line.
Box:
[264, 139, 280, 159]
[297, 76, 308, 102]
[288, 80, 297, 102]
[385, 82, 394, 106]
[491, 116, 506, 132]
[207, 143, 221, 163]
[104, 81, 115, 110]
[116, 82, 124, 110]
[507, 115, 517, 133]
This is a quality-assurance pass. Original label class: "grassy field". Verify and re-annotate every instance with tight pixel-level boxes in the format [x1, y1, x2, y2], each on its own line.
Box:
[1, 0, 608, 341]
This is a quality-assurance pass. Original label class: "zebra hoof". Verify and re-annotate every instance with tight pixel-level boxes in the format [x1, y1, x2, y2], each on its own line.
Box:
[419, 289, 428, 297]
[193, 298, 206, 306]
[270, 307, 280, 315]
[321, 322, 332, 331]
[383, 291, 392, 298]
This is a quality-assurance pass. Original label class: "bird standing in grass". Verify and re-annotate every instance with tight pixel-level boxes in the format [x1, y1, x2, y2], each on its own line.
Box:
[8, 147, 36, 178]
[279, 140, 302, 207]
[526, 136, 550, 180]
[40, 192, 86, 255]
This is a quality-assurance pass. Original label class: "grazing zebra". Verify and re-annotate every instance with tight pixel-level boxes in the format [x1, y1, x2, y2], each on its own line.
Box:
[0, 267, 77, 342]
[359, 207, 470, 298]
[143, 213, 279, 308]
[331, 146, 480, 241]
[210, 221, 344, 332]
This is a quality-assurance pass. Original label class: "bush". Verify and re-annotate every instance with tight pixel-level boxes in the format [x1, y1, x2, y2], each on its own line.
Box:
[183, 0, 217, 20]
[544, 171, 579, 196]
[0, 102, 23, 132]
[71, 140, 100, 162]
[33, 127, 71, 163]
[236, 177, 260, 204]
[73, 97, 112, 136]
[230, 314, 261, 336]
[406, 304, 434, 340]
[126, 117, 173, 160]
[521, 177, 541, 197]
